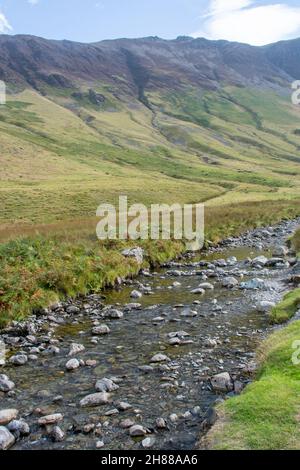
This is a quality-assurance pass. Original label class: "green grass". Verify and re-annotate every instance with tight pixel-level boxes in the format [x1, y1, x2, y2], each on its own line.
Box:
[1, 199, 300, 327]
[270, 289, 300, 324]
[207, 317, 300, 450]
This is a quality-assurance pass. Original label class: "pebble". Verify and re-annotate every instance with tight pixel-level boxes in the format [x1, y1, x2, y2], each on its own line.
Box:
[156, 417, 167, 429]
[92, 325, 111, 335]
[0, 374, 15, 393]
[66, 358, 80, 370]
[0, 426, 15, 450]
[211, 372, 233, 392]
[7, 419, 30, 436]
[9, 354, 28, 366]
[95, 378, 119, 392]
[129, 424, 147, 437]
[96, 440, 105, 449]
[80, 392, 110, 407]
[0, 409, 19, 426]
[38, 414, 63, 426]
[68, 343, 85, 356]
[142, 437, 155, 448]
[150, 353, 170, 363]
[51, 426, 65, 442]
[120, 419, 135, 429]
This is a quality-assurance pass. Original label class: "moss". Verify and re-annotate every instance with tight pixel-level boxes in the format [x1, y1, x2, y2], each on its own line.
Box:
[269, 288, 300, 324]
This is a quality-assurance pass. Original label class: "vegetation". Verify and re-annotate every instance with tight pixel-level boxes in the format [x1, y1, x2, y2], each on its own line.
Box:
[206, 227, 300, 450]
[269, 289, 300, 324]
[206, 317, 300, 450]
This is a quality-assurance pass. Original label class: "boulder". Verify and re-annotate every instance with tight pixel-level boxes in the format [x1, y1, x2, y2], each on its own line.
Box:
[0, 427, 15, 450]
[211, 372, 233, 393]
[80, 392, 110, 407]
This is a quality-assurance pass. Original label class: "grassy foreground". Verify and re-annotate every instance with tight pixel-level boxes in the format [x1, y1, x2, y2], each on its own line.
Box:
[1, 199, 300, 328]
[205, 229, 300, 450]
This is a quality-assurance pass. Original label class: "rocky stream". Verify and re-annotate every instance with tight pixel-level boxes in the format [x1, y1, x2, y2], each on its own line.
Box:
[0, 218, 300, 450]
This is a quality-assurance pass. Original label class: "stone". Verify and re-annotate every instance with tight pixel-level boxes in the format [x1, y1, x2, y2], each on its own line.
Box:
[7, 419, 30, 436]
[38, 413, 63, 426]
[68, 343, 85, 356]
[272, 246, 289, 257]
[190, 288, 205, 295]
[0, 374, 15, 393]
[9, 354, 28, 366]
[95, 378, 119, 392]
[96, 440, 105, 449]
[122, 247, 144, 264]
[204, 338, 217, 348]
[142, 437, 155, 448]
[51, 426, 65, 442]
[116, 402, 132, 411]
[66, 358, 80, 371]
[252, 256, 268, 266]
[0, 426, 15, 450]
[257, 301, 275, 312]
[66, 306, 80, 314]
[92, 324, 110, 335]
[156, 417, 167, 429]
[130, 290, 142, 299]
[120, 419, 135, 429]
[129, 424, 147, 437]
[102, 308, 123, 319]
[211, 372, 233, 393]
[80, 392, 110, 407]
[222, 277, 238, 288]
[199, 282, 214, 290]
[0, 409, 19, 426]
[150, 353, 170, 363]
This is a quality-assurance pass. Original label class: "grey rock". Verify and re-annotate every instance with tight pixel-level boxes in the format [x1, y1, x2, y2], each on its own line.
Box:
[92, 324, 110, 335]
[51, 426, 65, 442]
[122, 247, 144, 264]
[129, 424, 147, 437]
[38, 414, 63, 426]
[9, 354, 28, 366]
[8, 419, 30, 436]
[95, 378, 119, 392]
[150, 353, 170, 363]
[0, 374, 15, 393]
[142, 437, 155, 448]
[222, 277, 238, 288]
[0, 426, 15, 450]
[68, 343, 85, 356]
[211, 372, 233, 393]
[130, 290, 143, 299]
[0, 409, 19, 426]
[80, 392, 110, 407]
[66, 358, 80, 371]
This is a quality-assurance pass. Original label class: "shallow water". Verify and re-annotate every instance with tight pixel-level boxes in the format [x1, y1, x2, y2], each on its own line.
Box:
[1, 221, 299, 450]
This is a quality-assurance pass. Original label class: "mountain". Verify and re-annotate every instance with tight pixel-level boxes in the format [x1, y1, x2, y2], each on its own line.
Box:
[1, 34, 300, 225]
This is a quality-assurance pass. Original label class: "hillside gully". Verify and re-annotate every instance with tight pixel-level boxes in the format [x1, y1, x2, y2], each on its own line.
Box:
[0, 218, 299, 450]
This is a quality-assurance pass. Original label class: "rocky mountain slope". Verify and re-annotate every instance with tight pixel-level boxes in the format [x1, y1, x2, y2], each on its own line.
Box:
[0, 34, 300, 225]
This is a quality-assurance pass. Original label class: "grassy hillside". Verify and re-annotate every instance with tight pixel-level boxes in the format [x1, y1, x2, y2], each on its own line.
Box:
[1, 84, 300, 230]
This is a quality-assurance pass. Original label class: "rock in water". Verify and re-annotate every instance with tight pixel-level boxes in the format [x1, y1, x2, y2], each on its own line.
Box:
[38, 414, 63, 426]
[129, 425, 147, 437]
[65, 358, 80, 371]
[95, 378, 119, 392]
[211, 372, 233, 393]
[0, 409, 19, 426]
[150, 353, 170, 363]
[68, 343, 85, 356]
[80, 392, 110, 407]
[0, 427, 15, 450]
[0, 374, 15, 393]
[92, 324, 110, 335]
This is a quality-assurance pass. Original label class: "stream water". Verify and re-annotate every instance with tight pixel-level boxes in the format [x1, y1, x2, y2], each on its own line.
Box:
[0, 218, 299, 450]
